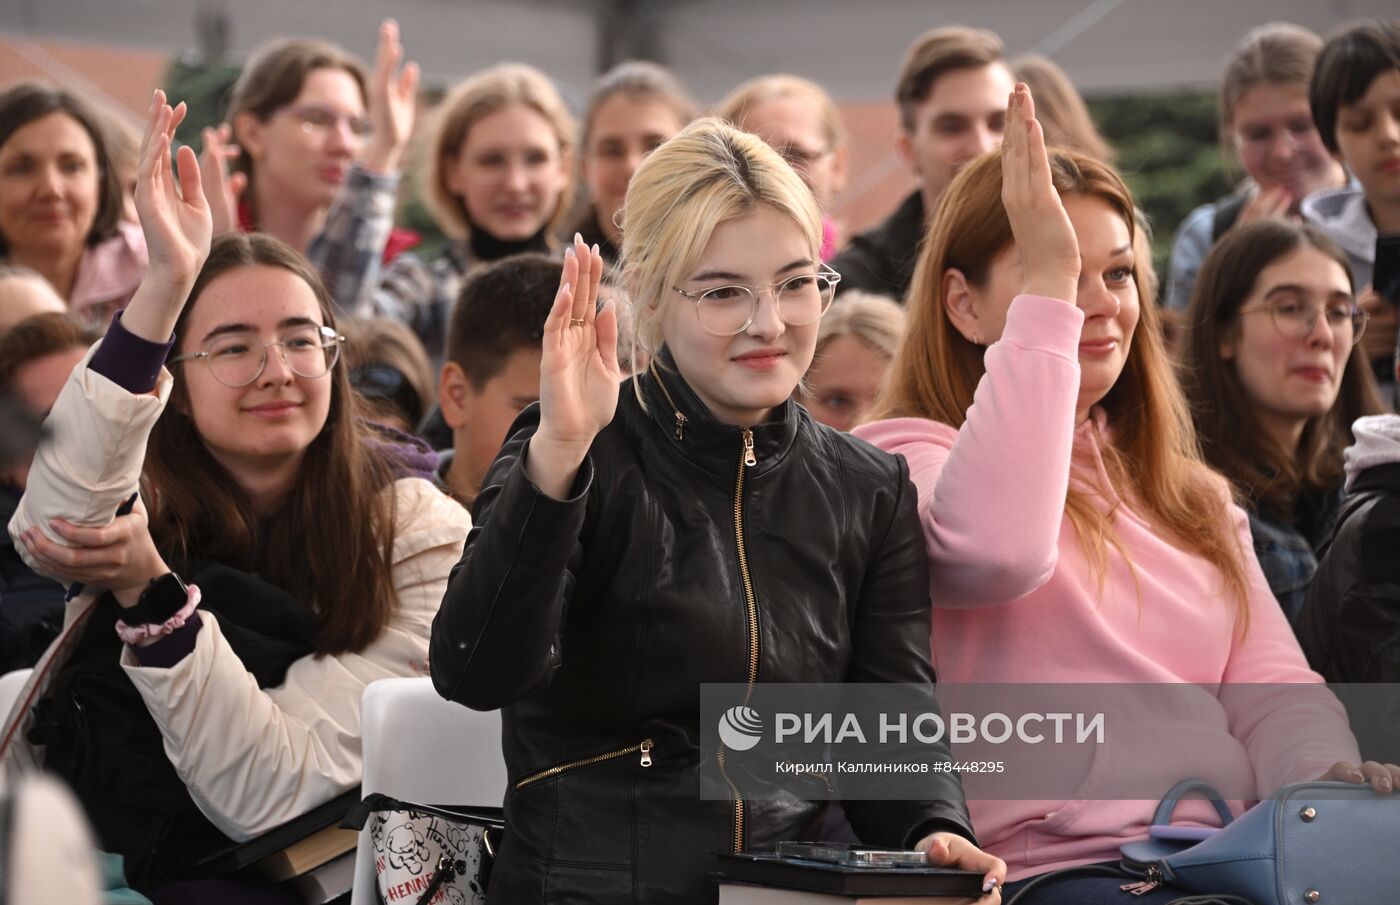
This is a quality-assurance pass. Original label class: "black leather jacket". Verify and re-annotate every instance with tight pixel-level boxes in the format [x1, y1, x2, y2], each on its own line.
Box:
[431, 361, 974, 905]
[1298, 462, 1400, 683]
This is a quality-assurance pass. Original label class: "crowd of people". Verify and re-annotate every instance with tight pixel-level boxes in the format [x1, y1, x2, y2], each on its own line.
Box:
[0, 13, 1398, 905]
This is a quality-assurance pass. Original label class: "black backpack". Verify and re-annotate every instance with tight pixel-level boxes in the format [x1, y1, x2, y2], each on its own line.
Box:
[28, 561, 317, 891]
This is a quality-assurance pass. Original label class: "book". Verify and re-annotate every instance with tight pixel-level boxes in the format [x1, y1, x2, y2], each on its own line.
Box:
[710, 852, 983, 898]
[193, 786, 361, 878]
[719, 887, 978, 905]
[285, 850, 356, 904]
[253, 824, 360, 883]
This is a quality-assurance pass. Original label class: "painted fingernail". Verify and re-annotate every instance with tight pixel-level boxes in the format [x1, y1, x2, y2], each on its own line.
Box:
[574, 232, 583, 244]
[1381, 776, 1393, 792]
[564, 246, 575, 258]
[1352, 769, 1365, 781]
[592, 243, 600, 256]
[983, 878, 997, 893]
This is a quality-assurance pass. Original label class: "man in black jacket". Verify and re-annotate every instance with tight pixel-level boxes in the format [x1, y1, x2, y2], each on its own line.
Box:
[831, 26, 1014, 302]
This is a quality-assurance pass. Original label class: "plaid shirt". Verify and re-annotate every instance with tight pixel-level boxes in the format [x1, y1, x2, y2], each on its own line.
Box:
[366, 242, 476, 361]
[306, 164, 401, 318]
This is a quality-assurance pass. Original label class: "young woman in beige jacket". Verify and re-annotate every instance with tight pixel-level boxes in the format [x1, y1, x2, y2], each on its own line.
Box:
[3, 92, 469, 892]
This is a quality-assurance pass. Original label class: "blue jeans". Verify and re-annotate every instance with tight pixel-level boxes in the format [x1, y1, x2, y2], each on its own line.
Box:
[1001, 864, 1189, 904]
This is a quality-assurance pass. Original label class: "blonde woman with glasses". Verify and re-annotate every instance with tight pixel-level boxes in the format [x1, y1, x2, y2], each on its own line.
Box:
[431, 117, 1005, 905]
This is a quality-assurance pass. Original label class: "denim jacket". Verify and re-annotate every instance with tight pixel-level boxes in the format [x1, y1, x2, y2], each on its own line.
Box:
[1248, 488, 1343, 625]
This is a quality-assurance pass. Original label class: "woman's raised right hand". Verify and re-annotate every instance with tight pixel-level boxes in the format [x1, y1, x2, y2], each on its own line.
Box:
[136, 90, 212, 290]
[121, 90, 213, 344]
[537, 233, 621, 448]
[1001, 83, 1081, 303]
[525, 234, 621, 498]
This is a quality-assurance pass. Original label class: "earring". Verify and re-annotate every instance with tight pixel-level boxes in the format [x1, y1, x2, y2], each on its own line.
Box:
[972, 330, 982, 346]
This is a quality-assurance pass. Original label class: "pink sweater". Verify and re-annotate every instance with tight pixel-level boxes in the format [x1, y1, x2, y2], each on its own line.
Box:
[853, 294, 1359, 881]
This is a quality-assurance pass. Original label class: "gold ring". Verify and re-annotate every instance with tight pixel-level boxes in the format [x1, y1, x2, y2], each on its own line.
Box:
[570, 318, 587, 327]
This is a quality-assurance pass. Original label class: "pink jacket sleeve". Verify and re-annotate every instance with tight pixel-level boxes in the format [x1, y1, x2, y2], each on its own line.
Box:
[861, 295, 1084, 605]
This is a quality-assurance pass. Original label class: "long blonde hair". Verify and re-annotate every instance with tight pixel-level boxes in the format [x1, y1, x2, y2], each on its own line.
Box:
[873, 148, 1251, 624]
[423, 63, 576, 242]
[618, 116, 821, 403]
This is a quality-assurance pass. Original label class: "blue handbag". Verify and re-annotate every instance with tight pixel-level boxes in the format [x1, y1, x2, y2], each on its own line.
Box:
[1119, 779, 1398, 904]
[1006, 779, 1400, 905]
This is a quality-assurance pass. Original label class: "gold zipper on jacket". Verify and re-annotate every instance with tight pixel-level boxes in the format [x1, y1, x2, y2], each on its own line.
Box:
[724, 428, 761, 852]
[514, 739, 654, 791]
[649, 364, 760, 853]
[649, 362, 688, 440]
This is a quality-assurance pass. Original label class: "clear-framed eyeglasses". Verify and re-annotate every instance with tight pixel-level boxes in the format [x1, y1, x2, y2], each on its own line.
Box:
[278, 104, 374, 139]
[1233, 117, 1317, 155]
[1237, 292, 1369, 346]
[169, 324, 346, 388]
[672, 266, 841, 337]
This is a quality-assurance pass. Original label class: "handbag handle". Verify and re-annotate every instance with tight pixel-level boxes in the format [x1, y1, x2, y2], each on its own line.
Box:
[1151, 779, 1233, 829]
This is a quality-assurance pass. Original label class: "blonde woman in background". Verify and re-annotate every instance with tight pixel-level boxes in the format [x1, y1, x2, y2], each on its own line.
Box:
[371, 63, 575, 358]
[801, 290, 905, 430]
[719, 74, 849, 260]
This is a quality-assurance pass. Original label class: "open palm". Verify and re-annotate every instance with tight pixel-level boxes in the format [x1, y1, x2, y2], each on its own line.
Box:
[1001, 83, 1080, 302]
[362, 18, 420, 174]
[136, 90, 212, 287]
[537, 234, 622, 449]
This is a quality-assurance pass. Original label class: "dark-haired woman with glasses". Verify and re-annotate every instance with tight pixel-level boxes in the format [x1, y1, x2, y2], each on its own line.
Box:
[1180, 219, 1384, 623]
[430, 117, 1004, 905]
[197, 20, 420, 313]
[4, 92, 469, 896]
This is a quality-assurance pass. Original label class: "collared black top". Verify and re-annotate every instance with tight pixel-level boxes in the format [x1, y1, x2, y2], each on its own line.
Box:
[829, 190, 926, 303]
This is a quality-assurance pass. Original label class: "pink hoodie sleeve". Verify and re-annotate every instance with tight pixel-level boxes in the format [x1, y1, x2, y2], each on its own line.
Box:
[857, 295, 1083, 605]
[1216, 503, 1361, 796]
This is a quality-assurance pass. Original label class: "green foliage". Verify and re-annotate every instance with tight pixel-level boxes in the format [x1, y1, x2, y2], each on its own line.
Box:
[162, 56, 242, 154]
[1089, 90, 1235, 276]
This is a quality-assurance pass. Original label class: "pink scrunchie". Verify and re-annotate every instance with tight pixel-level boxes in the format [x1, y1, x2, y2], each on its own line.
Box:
[115, 583, 202, 648]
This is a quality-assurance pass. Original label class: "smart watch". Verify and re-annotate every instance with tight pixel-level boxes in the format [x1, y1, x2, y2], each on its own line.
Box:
[122, 572, 190, 626]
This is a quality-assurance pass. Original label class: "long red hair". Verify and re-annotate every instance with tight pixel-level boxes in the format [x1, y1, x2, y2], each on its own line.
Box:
[872, 148, 1250, 625]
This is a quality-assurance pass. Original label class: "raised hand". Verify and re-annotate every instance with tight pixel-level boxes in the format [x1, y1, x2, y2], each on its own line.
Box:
[122, 90, 213, 343]
[360, 19, 420, 174]
[199, 122, 246, 235]
[137, 90, 212, 287]
[525, 234, 621, 500]
[1001, 83, 1080, 304]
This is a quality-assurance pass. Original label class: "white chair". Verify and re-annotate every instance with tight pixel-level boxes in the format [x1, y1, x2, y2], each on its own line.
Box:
[0, 669, 34, 726]
[349, 677, 507, 905]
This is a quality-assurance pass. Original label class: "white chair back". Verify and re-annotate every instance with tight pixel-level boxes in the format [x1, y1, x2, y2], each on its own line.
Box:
[349, 677, 506, 905]
[0, 669, 34, 728]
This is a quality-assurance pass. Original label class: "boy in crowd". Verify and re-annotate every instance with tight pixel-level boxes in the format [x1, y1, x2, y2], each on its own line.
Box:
[437, 253, 559, 507]
[831, 25, 1015, 301]
[1302, 20, 1400, 387]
